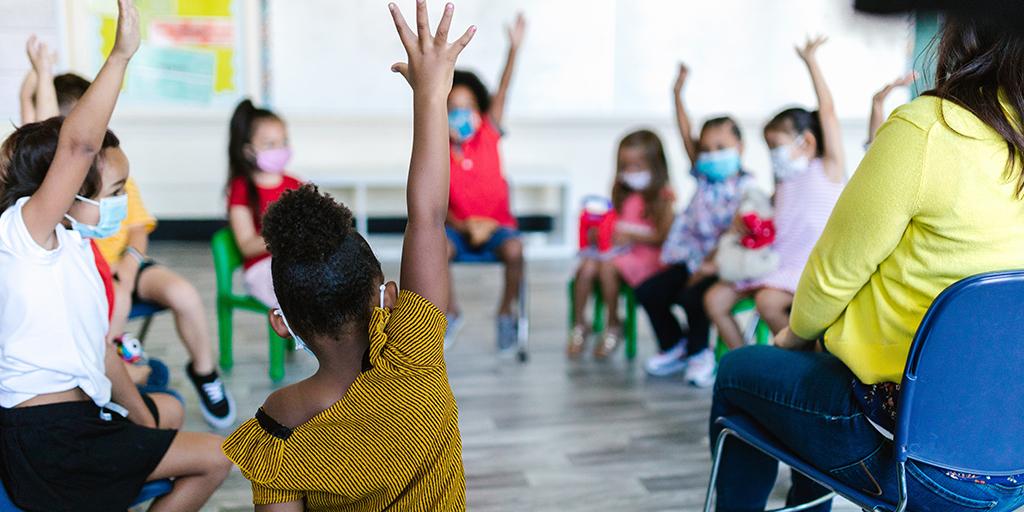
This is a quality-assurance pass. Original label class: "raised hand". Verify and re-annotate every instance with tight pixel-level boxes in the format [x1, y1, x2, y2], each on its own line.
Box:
[507, 12, 526, 49]
[873, 71, 917, 104]
[25, 36, 57, 74]
[111, 0, 141, 61]
[673, 62, 689, 95]
[389, 0, 475, 99]
[796, 34, 828, 63]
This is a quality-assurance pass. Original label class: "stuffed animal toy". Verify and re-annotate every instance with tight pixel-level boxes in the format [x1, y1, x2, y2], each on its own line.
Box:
[715, 188, 780, 282]
[115, 334, 146, 364]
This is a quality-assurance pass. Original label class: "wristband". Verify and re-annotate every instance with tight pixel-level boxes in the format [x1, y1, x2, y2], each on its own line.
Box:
[124, 246, 145, 265]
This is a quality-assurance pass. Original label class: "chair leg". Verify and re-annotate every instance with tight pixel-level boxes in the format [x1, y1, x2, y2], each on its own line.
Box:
[137, 315, 154, 343]
[593, 287, 605, 333]
[517, 270, 528, 363]
[704, 428, 732, 512]
[217, 302, 233, 371]
[624, 287, 637, 360]
[567, 279, 576, 329]
[268, 320, 286, 382]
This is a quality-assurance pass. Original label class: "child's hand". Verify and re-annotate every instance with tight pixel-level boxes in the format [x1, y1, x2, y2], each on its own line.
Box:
[673, 62, 689, 96]
[796, 35, 828, 64]
[25, 36, 57, 74]
[507, 12, 526, 50]
[731, 213, 751, 237]
[111, 0, 141, 61]
[389, 1, 476, 99]
[873, 71, 917, 104]
[465, 217, 499, 247]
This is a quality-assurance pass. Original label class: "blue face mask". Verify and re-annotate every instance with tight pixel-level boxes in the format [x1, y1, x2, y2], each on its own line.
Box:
[694, 148, 741, 181]
[448, 108, 476, 142]
[65, 194, 128, 239]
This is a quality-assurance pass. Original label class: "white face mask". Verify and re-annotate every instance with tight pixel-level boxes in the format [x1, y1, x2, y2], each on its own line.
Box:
[378, 284, 386, 309]
[620, 170, 653, 191]
[770, 142, 811, 182]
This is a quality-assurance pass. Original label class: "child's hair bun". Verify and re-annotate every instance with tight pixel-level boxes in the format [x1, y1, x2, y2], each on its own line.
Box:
[262, 184, 354, 264]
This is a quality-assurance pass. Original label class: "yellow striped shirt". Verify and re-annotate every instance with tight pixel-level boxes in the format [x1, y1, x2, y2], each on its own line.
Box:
[222, 290, 465, 511]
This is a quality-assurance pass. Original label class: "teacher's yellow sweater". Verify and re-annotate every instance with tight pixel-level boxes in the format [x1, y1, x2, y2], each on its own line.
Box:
[791, 94, 1024, 384]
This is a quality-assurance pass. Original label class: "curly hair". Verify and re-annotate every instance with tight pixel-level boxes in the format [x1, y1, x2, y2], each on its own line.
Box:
[262, 184, 383, 341]
[452, 70, 492, 114]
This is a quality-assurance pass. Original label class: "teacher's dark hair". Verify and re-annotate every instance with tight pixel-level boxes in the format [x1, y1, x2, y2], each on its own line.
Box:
[931, 15, 1024, 198]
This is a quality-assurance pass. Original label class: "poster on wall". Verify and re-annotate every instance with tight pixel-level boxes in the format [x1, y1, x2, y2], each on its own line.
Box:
[81, 0, 249, 107]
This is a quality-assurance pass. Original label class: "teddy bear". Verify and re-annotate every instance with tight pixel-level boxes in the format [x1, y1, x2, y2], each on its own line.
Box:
[714, 187, 780, 282]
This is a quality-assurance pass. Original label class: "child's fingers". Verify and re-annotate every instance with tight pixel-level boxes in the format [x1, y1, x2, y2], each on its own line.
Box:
[388, 3, 416, 52]
[449, 25, 476, 56]
[436, 3, 454, 44]
[391, 61, 410, 80]
[415, 0, 431, 46]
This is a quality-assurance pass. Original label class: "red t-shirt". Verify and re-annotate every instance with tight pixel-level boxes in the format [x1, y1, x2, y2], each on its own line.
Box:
[228, 174, 302, 269]
[448, 118, 517, 227]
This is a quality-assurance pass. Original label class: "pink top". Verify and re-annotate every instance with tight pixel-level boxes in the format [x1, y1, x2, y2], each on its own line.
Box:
[613, 191, 670, 287]
[736, 159, 845, 294]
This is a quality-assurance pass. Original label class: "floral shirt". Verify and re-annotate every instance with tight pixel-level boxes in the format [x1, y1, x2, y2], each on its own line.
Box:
[660, 172, 753, 272]
[854, 380, 1022, 485]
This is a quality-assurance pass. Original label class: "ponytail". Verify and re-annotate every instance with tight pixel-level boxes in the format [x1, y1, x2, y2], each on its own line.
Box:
[765, 107, 824, 157]
[227, 99, 281, 217]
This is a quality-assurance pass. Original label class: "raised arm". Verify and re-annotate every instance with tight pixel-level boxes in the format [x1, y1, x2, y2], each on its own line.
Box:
[25, 36, 60, 121]
[796, 36, 844, 181]
[672, 63, 699, 165]
[18, 70, 37, 125]
[868, 71, 916, 145]
[488, 13, 525, 127]
[21, 0, 139, 247]
[390, 0, 475, 309]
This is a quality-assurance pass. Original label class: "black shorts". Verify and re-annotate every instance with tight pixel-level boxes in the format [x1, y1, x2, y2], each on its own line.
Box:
[0, 400, 177, 512]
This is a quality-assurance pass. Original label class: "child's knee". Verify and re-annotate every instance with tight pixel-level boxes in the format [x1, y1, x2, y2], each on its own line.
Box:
[754, 290, 791, 317]
[576, 259, 599, 281]
[704, 286, 733, 316]
[499, 237, 523, 263]
[151, 393, 184, 429]
[164, 280, 202, 312]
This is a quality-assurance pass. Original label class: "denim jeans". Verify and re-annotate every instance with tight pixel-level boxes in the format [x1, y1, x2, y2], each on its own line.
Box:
[710, 346, 1024, 512]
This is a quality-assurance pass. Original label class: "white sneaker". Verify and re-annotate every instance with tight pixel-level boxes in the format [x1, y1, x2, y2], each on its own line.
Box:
[683, 349, 717, 388]
[644, 339, 687, 375]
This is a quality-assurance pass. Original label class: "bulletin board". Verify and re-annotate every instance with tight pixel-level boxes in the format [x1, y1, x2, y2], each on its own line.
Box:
[65, 0, 257, 109]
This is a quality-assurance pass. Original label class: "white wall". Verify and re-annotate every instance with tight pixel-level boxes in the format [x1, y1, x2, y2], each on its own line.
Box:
[0, 0, 915, 222]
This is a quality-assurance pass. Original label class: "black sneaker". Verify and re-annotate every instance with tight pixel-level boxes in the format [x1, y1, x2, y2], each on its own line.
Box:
[186, 363, 236, 429]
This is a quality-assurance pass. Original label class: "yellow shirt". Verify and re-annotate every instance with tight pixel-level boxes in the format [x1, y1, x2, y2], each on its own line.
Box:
[222, 290, 465, 511]
[791, 95, 1024, 384]
[93, 178, 156, 265]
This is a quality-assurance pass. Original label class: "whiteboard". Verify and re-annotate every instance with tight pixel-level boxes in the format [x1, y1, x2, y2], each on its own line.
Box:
[267, 0, 912, 120]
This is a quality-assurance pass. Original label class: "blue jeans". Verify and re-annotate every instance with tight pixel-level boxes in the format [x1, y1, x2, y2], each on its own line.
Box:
[710, 346, 1024, 512]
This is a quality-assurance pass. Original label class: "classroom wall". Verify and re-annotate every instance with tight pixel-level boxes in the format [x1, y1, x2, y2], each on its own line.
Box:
[0, 0, 915, 233]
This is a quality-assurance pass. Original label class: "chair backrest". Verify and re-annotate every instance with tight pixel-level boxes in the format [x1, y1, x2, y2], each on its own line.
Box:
[210, 227, 244, 297]
[895, 270, 1024, 476]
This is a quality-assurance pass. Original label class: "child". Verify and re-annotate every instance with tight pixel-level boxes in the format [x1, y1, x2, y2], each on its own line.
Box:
[0, 1, 230, 510]
[570, 129, 675, 360]
[27, 65, 236, 429]
[227, 99, 303, 309]
[705, 35, 846, 364]
[444, 13, 526, 351]
[636, 64, 755, 383]
[867, 71, 916, 146]
[222, 2, 472, 509]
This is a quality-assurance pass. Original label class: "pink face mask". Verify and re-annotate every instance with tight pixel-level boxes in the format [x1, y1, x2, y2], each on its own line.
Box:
[256, 147, 292, 174]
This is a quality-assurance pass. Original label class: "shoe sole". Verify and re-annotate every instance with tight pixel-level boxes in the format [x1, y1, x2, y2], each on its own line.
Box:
[645, 364, 688, 377]
[198, 389, 237, 430]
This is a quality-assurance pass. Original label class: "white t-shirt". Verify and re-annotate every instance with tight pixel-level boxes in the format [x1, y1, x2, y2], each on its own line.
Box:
[0, 197, 111, 408]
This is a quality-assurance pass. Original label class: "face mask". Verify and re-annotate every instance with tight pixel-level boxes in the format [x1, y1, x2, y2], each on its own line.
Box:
[620, 170, 652, 191]
[770, 142, 810, 182]
[694, 149, 741, 181]
[65, 194, 128, 239]
[256, 147, 292, 174]
[274, 309, 314, 356]
[448, 108, 476, 143]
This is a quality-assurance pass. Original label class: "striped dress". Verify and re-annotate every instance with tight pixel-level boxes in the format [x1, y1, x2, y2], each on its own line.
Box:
[736, 159, 844, 294]
[222, 291, 465, 511]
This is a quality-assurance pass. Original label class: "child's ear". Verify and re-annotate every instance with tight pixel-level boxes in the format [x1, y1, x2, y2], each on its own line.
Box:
[268, 309, 292, 339]
[383, 281, 398, 309]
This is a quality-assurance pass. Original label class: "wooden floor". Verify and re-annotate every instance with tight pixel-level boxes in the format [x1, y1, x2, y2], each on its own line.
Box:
[137, 241, 858, 511]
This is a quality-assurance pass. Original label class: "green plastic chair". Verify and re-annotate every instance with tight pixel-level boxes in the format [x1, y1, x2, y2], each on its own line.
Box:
[567, 279, 638, 360]
[713, 297, 772, 361]
[211, 227, 289, 382]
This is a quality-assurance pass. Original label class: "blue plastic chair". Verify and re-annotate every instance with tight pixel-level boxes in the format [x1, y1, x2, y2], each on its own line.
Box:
[704, 270, 1024, 512]
[128, 300, 167, 342]
[0, 478, 173, 510]
[451, 252, 529, 362]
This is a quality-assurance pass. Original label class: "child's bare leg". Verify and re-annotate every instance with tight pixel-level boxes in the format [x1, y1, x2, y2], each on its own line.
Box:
[753, 288, 793, 335]
[146, 432, 231, 512]
[597, 260, 621, 329]
[705, 283, 748, 350]
[573, 259, 600, 329]
[497, 237, 523, 316]
[148, 393, 184, 429]
[136, 266, 215, 374]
